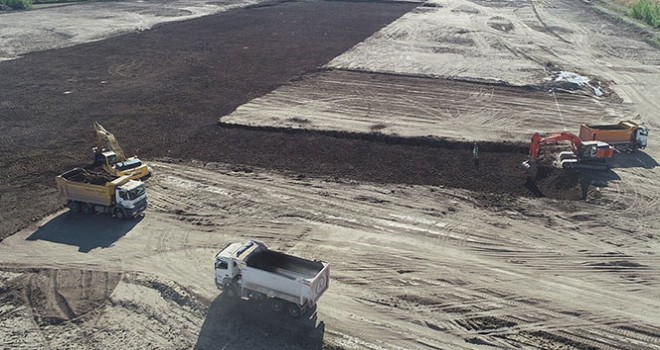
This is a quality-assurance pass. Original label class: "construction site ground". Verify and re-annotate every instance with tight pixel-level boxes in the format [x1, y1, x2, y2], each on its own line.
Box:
[1, 0, 660, 349]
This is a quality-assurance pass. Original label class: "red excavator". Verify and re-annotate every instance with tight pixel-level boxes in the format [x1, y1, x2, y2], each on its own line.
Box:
[522, 131, 614, 174]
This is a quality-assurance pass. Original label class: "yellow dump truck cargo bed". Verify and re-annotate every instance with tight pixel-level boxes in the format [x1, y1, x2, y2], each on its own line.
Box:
[56, 168, 129, 207]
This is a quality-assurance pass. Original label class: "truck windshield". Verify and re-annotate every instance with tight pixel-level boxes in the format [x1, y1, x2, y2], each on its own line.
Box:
[127, 185, 146, 200]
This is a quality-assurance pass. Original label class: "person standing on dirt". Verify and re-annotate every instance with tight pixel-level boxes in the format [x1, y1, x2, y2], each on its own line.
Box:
[472, 143, 479, 166]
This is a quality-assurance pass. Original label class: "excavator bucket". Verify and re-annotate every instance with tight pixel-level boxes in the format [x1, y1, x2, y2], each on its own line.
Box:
[520, 157, 538, 179]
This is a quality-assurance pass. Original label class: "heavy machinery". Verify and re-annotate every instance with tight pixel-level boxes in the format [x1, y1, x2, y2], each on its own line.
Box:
[93, 122, 152, 180]
[215, 240, 329, 319]
[579, 120, 648, 153]
[522, 131, 614, 173]
[56, 168, 148, 219]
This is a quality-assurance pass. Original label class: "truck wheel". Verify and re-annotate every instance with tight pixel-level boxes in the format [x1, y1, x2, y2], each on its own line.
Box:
[113, 208, 125, 219]
[68, 201, 80, 213]
[81, 204, 93, 215]
[632, 144, 639, 153]
[224, 284, 239, 299]
[269, 298, 285, 313]
[287, 303, 302, 318]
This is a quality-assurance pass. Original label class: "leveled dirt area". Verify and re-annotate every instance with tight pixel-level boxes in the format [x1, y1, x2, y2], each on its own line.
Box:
[1, 162, 659, 349]
[0, 0, 417, 240]
[221, 69, 633, 141]
[328, 0, 660, 89]
[0, 0, 265, 61]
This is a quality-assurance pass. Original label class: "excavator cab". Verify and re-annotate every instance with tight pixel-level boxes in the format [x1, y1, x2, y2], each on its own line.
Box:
[576, 141, 614, 160]
[92, 148, 118, 167]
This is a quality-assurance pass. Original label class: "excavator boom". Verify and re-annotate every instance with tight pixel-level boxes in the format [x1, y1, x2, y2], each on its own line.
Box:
[529, 132, 583, 158]
[94, 122, 126, 161]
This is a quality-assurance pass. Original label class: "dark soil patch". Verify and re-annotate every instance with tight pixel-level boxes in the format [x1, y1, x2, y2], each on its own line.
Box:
[0, 0, 416, 240]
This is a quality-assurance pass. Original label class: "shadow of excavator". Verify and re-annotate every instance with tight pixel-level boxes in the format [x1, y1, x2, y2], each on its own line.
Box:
[26, 211, 142, 253]
[194, 295, 325, 350]
[523, 149, 658, 200]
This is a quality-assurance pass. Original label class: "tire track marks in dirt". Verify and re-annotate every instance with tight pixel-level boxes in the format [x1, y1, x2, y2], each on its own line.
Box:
[528, 0, 571, 44]
[1, 162, 659, 349]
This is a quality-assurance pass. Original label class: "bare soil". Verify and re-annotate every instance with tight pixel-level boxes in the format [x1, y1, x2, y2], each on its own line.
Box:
[0, 0, 418, 240]
[1, 0, 660, 349]
[0, 0, 567, 241]
[1, 162, 658, 349]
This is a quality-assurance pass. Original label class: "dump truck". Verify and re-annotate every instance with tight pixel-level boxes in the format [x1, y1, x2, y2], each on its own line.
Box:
[579, 120, 648, 153]
[56, 168, 148, 219]
[215, 240, 330, 318]
[92, 122, 152, 180]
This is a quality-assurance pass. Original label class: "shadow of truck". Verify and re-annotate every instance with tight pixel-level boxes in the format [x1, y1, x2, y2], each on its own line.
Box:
[26, 211, 142, 253]
[194, 295, 327, 350]
[608, 150, 659, 169]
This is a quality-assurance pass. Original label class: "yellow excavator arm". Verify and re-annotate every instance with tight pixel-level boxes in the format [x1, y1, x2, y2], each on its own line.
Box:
[94, 122, 126, 162]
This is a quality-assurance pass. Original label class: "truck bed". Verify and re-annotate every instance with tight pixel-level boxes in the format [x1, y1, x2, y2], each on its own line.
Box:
[245, 249, 325, 280]
[56, 168, 121, 207]
[63, 168, 116, 185]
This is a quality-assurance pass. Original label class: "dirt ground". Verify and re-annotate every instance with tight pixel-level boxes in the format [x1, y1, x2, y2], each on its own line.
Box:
[1, 162, 659, 349]
[0, 0, 265, 61]
[1, 0, 660, 349]
[0, 0, 417, 240]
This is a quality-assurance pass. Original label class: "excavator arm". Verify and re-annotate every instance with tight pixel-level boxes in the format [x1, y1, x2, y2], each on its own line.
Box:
[94, 122, 126, 162]
[529, 132, 583, 159]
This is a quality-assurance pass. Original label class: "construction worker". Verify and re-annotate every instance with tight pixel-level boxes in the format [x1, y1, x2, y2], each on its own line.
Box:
[472, 143, 479, 166]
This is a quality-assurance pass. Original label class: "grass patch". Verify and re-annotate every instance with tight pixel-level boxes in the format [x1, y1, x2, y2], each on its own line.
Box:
[620, 0, 660, 28]
[0, 0, 33, 9]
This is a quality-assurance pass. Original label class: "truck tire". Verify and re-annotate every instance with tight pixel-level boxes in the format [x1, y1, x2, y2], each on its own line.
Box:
[269, 298, 285, 313]
[81, 203, 94, 215]
[113, 208, 126, 219]
[68, 201, 80, 213]
[223, 284, 239, 299]
[287, 303, 302, 318]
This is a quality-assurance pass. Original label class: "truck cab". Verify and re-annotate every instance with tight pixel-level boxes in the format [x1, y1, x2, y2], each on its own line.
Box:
[113, 180, 148, 219]
[214, 243, 244, 288]
[636, 127, 649, 149]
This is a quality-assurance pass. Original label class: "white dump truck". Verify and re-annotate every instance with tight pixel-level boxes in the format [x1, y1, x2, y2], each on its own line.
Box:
[215, 240, 330, 318]
[56, 167, 148, 219]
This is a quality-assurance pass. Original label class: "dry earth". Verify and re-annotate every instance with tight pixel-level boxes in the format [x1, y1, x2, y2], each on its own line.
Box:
[1, 0, 660, 349]
[0, 0, 265, 61]
[1, 162, 659, 349]
[0, 0, 417, 240]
